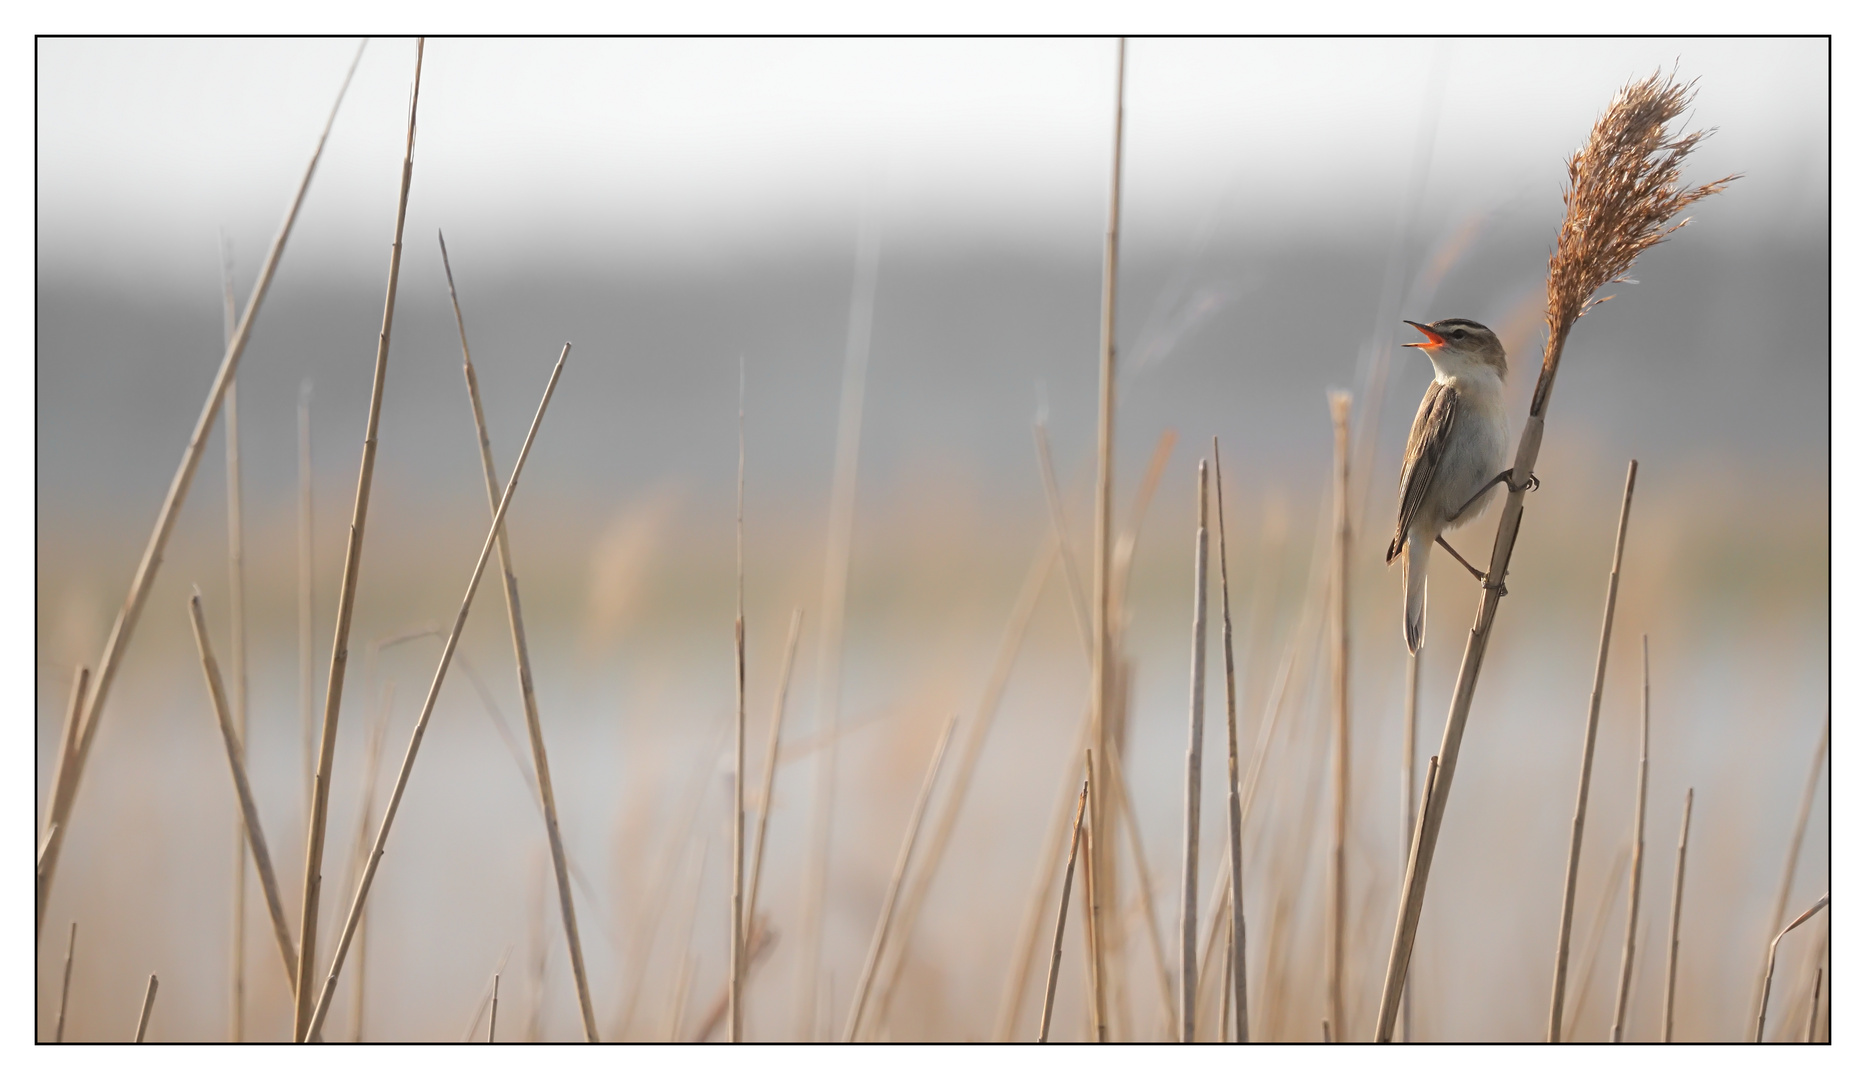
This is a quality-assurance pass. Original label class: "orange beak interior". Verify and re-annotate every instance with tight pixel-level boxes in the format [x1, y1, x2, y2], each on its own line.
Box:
[1404, 321, 1446, 349]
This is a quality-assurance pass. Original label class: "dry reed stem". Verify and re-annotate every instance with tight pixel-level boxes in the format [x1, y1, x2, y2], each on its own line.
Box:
[844, 713, 960, 1040]
[1102, 737, 1177, 1034]
[1191, 876, 1230, 1039]
[1610, 636, 1653, 1043]
[460, 947, 513, 1042]
[1375, 73, 1730, 1041]
[305, 343, 568, 1041]
[797, 211, 883, 1038]
[1755, 893, 1828, 1041]
[1326, 391, 1351, 1039]
[1178, 460, 1210, 1042]
[731, 360, 747, 1043]
[298, 379, 316, 823]
[1038, 770, 1092, 1043]
[37, 42, 364, 947]
[1564, 841, 1632, 1042]
[693, 916, 777, 1042]
[219, 234, 250, 1044]
[995, 713, 1091, 1041]
[56, 922, 76, 1042]
[489, 973, 500, 1043]
[1805, 967, 1822, 1043]
[1087, 38, 1126, 1019]
[41, 667, 89, 864]
[135, 974, 158, 1043]
[1399, 643, 1420, 1043]
[189, 592, 300, 989]
[1082, 749, 1108, 1042]
[746, 608, 804, 937]
[343, 681, 394, 1042]
[294, 40, 423, 1041]
[1548, 458, 1638, 1040]
[1755, 710, 1828, 1020]
[1212, 438, 1248, 1044]
[439, 230, 598, 1042]
[1662, 787, 1692, 1041]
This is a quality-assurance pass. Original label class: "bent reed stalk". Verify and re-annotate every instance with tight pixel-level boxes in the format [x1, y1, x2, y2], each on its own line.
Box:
[439, 229, 598, 1042]
[305, 344, 569, 1042]
[1549, 459, 1638, 1040]
[37, 41, 364, 946]
[1038, 770, 1092, 1043]
[1374, 71, 1733, 1042]
[188, 592, 299, 989]
[296, 39, 423, 1041]
[1755, 893, 1828, 1041]
[1212, 438, 1248, 1044]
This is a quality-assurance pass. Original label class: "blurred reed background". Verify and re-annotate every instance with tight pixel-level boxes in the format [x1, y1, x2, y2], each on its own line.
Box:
[36, 37, 1826, 1042]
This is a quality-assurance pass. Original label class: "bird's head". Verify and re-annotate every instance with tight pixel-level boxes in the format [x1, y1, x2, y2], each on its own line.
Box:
[1403, 318, 1507, 380]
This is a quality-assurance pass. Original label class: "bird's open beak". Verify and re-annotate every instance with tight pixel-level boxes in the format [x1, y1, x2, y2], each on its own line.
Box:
[1403, 320, 1445, 350]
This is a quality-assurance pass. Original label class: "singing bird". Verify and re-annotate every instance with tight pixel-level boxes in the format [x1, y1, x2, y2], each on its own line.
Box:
[1386, 317, 1533, 654]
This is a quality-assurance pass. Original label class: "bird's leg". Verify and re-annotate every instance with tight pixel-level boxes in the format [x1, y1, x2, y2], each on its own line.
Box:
[1451, 469, 1541, 522]
[1434, 536, 1487, 583]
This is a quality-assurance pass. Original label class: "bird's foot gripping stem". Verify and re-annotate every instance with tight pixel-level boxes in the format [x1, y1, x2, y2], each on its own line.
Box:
[1452, 469, 1541, 522]
[1435, 536, 1509, 597]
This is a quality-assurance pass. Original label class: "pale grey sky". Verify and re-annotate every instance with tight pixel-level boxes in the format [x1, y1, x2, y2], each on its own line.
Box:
[37, 37, 1826, 278]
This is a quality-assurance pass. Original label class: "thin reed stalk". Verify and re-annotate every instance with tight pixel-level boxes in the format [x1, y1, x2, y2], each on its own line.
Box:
[188, 592, 299, 989]
[995, 714, 1091, 1041]
[219, 234, 250, 1044]
[797, 210, 883, 1039]
[1806, 968, 1822, 1043]
[1399, 643, 1419, 1043]
[489, 973, 500, 1042]
[844, 713, 960, 1040]
[1375, 73, 1732, 1041]
[37, 41, 364, 946]
[1082, 749, 1108, 1042]
[460, 948, 513, 1042]
[305, 344, 569, 1041]
[746, 609, 804, 935]
[56, 923, 76, 1042]
[1178, 459, 1210, 1042]
[344, 681, 394, 1042]
[1610, 636, 1653, 1043]
[41, 667, 89, 870]
[1192, 877, 1230, 1040]
[1755, 893, 1828, 1041]
[1549, 459, 1638, 1040]
[1212, 439, 1248, 1044]
[1086, 37, 1127, 1020]
[693, 916, 777, 1042]
[1565, 842, 1632, 1041]
[295, 40, 423, 1041]
[1662, 787, 1692, 1041]
[1755, 710, 1828, 1020]
[1326, 391, 1351, 1039]
[299, 379, 316, 823]
[1103, 738, 1176, 1034]
[135, 974, 158, 1042]
[731, 360, 747, 1043]
[1038, 771, 1092, 1043]
[439, 230, 598, 1042]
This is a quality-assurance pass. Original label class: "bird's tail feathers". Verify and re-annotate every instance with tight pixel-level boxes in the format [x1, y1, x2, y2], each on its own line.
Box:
[1403, 537, 1428, 655]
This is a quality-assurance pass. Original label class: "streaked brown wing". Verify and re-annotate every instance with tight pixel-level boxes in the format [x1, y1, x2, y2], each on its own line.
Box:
[1386, 381, 1459, 564]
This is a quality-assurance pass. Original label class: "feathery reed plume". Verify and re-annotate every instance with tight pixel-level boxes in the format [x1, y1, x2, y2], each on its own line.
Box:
[996, 715, 1091, 1041]
[1610, 636, 1653, 1043]
[1087, 38, 1127, 1017]
[219, 231, 250, 1044]
[305, 343, 569, 1041]
[299, 379, 316, 822]
[1755, 710, 1827, 1020]
[731, 359, 747, 1043]
[746, 609, 803, 938]
[295, 40, 423, 1041]
[37, 41, 364, 946]
[1399, 642, 1420, 1043]
[1212, 440, 1248, 1044]
[1755, 893, 1828, 1041]
[189, 591, 299, 989]
[1326, 391, 1352, 1040]
[1549, 459, 1638, 1040]
[1178, 459, 1210, 1042]
[797, 208, 882, 1039]
[135, 974, 158, 1043]
[56, 922, 76, 1042]
[845, 713, 959, 1040]
[1662, 787, 1692, 1042]
[489, 973, 500, 1043]
[1039, 770, 1093, 1043]
[1375, 71, 1732, 1041]
[439, 230, 598, 1042]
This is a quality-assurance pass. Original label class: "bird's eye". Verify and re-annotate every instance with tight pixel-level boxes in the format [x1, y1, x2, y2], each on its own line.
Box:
[1451, 329, 1467, 340]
